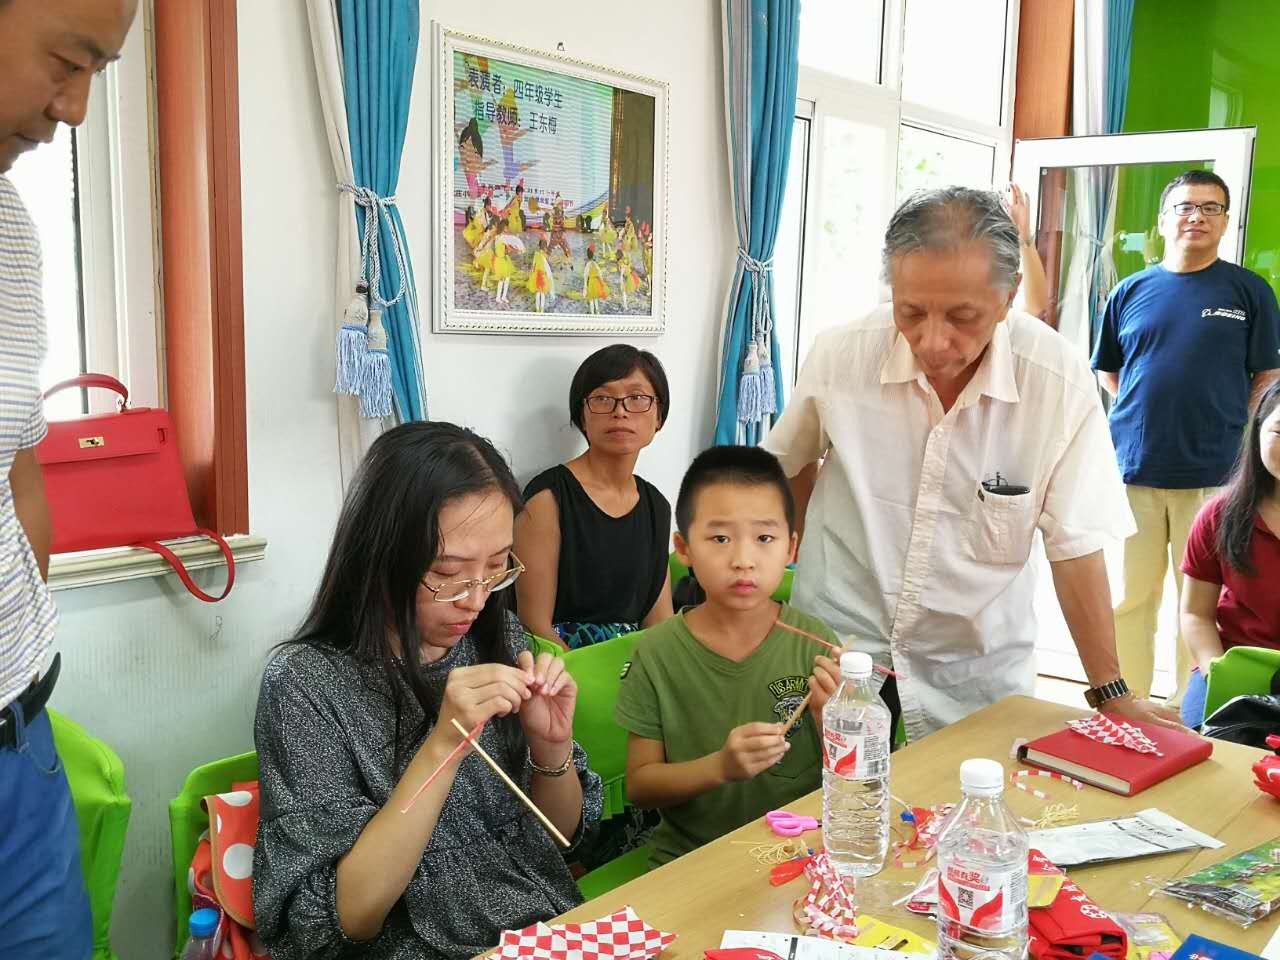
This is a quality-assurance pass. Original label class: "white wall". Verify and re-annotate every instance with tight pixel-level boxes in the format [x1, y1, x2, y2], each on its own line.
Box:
[48, 1, 731, 957]
[406, 1, 734, 496]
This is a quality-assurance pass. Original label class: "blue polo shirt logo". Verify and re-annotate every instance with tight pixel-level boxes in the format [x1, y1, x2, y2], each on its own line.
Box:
[1201, 307, 1247, 322]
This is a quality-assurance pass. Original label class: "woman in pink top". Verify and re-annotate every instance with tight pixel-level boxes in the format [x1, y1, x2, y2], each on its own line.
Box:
[1180, 380, 1280, 726]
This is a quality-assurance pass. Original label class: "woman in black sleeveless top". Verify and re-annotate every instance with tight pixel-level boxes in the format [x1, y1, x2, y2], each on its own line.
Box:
[515, 345, 674, 649]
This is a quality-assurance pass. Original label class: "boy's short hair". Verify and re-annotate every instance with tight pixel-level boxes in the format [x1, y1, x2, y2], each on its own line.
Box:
[675, 445, 795, 536]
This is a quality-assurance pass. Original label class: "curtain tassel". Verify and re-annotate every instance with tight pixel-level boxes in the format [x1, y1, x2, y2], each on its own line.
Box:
[334, 282, 369, 396]
[359, 307, 394, 419]
[737, 339, 764, 425]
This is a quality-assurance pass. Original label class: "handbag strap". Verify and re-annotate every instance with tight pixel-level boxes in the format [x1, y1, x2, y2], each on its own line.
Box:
[135, 530, 236, 603]
[43, 374, 130, 407]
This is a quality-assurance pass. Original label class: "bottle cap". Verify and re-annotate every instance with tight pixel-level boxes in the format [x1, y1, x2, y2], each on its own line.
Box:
[959, 758, 1005, 794]
[839, 651, 873, 678]
[189, 908, 219, 939]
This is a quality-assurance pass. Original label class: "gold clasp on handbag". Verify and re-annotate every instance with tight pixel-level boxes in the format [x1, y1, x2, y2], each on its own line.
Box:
[78, 436, 106, 449]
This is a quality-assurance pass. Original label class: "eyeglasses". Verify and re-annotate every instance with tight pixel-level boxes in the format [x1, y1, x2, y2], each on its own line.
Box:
[585, 394, 657, 415]
[1167, 201, 1226, 217]
[421, 554, 526, 603]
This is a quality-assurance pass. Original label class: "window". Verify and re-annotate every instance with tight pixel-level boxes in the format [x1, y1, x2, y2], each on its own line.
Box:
[6, 22, 160, 420]
[779, 0, 1018, 377]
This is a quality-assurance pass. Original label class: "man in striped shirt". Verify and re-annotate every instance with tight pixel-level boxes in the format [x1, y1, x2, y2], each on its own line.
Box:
[0, 2, 137, 957]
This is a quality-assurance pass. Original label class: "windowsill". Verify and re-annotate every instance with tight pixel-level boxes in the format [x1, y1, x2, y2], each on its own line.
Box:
[48, 534, 268, 592]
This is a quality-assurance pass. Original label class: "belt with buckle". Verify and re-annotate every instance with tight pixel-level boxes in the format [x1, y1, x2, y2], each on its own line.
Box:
[0, 652, 60, 749]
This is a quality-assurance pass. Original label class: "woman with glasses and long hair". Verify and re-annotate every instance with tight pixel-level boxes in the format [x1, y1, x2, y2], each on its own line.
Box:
[515, 344, 674, 651]
[1179, 380, 1280, 727]
[253, 422, 602, 960]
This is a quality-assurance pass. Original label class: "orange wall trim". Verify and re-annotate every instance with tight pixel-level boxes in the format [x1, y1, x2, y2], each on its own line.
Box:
[153, 0, 249, 534]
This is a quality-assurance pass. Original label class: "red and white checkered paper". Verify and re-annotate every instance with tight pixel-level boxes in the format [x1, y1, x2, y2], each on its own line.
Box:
[1066, 713, 1163, 756]
[793, 852, 860, 941]
[497, 907, 675, 960]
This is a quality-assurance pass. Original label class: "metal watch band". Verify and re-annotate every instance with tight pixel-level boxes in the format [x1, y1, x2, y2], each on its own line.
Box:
[1085, 677, 1130, 708]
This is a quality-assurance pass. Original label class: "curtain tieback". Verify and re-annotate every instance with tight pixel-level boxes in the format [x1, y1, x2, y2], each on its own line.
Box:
[339, 183, 409, 308]
[737, 249, 774, 341]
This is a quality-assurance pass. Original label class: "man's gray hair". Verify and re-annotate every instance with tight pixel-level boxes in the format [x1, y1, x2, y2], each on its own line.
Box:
[881, 186, 1022, 292]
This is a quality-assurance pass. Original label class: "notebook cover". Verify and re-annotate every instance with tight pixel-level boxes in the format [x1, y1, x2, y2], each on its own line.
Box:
[1017, 717, 1212, 796]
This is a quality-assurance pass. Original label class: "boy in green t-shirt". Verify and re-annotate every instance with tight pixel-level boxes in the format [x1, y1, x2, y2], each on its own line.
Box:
[615, 445, 842, 865]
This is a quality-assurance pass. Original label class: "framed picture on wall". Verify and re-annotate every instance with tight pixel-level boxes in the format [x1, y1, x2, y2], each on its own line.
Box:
[432, 24, 669, 335]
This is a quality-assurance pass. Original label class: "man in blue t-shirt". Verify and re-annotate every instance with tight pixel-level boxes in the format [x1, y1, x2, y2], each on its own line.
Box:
[1092, 169, 1280, 705]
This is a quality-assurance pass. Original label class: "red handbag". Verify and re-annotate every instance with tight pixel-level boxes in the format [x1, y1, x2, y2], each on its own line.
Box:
[35, 374, 235, 602]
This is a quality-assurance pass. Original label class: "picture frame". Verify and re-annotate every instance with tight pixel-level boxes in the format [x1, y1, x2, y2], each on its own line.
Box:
[432, 24, 669, 335]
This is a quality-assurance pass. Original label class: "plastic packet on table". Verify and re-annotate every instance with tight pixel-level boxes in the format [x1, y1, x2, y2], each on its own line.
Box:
[1110, 912, 1181, 959]
[1154, 837, 1280, 927]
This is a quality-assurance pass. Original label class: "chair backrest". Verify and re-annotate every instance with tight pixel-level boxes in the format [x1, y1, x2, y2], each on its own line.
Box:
[1205, 646, 1280, 721]
[562, 631, 641, 818]
[169, 750, 259, 957]
[526, 632, 565, 659]
[48, 709, 132, 960]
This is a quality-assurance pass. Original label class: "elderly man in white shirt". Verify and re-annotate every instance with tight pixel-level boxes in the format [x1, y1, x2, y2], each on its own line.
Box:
[765, 186, 1182, 742]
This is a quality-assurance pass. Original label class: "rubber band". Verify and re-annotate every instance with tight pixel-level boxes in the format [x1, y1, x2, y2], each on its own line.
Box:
[734, 837, 808, 865]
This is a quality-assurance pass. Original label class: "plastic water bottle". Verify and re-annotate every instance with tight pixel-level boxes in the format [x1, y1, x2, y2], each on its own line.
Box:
[821, 651, 891, 879]
[181, 908, 220, 960]
[935, 759, 1029, 960]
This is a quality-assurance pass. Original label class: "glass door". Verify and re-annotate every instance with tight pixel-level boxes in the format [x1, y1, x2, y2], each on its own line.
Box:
[1011, 127, 1256, 691]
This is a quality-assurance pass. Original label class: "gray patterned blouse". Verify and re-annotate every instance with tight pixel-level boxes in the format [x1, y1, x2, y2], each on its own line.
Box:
[252, 625, 603, 960]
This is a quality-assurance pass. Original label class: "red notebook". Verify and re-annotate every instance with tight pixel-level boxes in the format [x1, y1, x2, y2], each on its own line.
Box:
[1017, 718, 1213, 796]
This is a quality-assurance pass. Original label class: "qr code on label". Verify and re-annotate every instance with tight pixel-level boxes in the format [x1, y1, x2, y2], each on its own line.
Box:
[959, 888, 974, 910]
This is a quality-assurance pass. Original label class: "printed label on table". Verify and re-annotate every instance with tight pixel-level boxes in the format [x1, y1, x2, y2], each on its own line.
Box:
[938, 862, 1027, 933]
[822, 728, 887, 779]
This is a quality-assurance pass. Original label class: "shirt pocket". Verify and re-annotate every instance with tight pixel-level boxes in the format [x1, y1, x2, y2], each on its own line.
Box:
[965, 488, 1037, 566]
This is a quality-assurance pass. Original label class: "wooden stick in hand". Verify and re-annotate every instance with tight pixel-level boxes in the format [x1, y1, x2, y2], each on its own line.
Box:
[781, 691, 813, 735]
[774, 619, 899, 678]
[450, 718, 571, 848]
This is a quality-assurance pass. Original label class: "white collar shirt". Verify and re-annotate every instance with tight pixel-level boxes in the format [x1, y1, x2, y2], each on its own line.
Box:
[764, 305, 1135, 740]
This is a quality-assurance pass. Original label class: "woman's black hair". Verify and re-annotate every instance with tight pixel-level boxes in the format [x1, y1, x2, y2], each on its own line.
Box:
[568, 344, 670, 437]
[1216, 380, 1280, 574]
[288, 421, 523, 767]
[459, 117, 484, 158]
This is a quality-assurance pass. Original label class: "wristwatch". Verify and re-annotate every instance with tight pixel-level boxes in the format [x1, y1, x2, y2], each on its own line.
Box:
[1084, 677, 1131, 709]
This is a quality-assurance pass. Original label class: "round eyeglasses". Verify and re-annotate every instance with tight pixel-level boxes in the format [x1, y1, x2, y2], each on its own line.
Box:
[585, 394, 657, 415]
[1168, 201, 1226, 217]
[421, 554, 526, 603]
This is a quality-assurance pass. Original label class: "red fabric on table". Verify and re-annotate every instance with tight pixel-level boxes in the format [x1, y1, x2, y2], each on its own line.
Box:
[1027, 851, 1127, 960]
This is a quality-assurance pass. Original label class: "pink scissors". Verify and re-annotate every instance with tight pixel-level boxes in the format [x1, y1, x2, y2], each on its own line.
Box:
[766, 810, 820, 837]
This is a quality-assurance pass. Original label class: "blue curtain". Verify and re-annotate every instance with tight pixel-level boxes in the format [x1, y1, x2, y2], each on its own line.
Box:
[339, 0, 428, 421]
[1104, 0, 1135, 134]
[713, 0, 800, 446]
[1087, 0, 1136, 347]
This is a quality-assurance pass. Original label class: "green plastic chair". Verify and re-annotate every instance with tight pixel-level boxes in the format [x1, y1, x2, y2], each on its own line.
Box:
[1204, 646, 1280, 721]
[49, 709, 132, 960]
[556, 631, 658, 898]
[668, 553, 794, 603]
[169, 751, 259, 957]
[526, 632, 565, 659]
[561, 631, 641, 820]
[575, 844, 651, 900]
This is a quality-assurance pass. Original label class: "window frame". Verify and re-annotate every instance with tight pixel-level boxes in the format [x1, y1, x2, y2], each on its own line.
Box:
[75, 18, 163, 414]
[778, 0, 1022, 381]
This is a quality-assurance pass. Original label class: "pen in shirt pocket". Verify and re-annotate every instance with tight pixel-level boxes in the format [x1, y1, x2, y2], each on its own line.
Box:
[979, 471, 1030, 499]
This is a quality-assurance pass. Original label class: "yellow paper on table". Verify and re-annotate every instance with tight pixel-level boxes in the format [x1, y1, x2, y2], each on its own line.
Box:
[1027, 871, 1067, 908]
[851, 915, 935, 954]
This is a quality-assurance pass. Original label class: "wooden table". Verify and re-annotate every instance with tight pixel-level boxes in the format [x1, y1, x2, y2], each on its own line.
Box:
[552, 696, 1280, 955]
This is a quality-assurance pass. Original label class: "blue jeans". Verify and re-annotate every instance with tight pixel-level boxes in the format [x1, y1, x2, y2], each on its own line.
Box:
[0, 702, 92, 960]
[1180, 669, 1209, 728]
